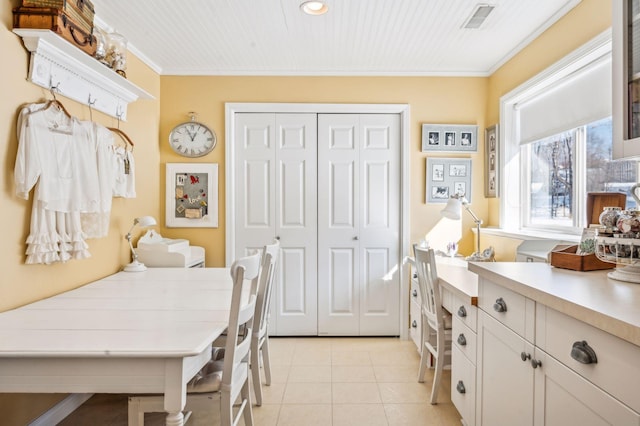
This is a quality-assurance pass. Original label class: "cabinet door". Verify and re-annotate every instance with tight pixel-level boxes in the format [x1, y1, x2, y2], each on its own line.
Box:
[477, 311, 534, 426]
[533, 348, 640, 426]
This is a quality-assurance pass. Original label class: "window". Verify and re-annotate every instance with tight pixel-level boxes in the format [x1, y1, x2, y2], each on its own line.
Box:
[501, 32, 640, 237]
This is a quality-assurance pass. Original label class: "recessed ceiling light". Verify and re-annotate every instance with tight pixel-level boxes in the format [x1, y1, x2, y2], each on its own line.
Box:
[300, 1, 329, 16]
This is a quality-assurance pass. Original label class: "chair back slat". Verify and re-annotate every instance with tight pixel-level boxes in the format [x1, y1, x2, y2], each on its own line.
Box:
[255, 241, 279, 338]
[223, 252, 261, 386]
[413, 245, 445, 332]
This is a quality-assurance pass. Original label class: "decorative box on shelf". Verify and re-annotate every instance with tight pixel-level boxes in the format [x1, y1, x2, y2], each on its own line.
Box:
[550, 245, 614, 271]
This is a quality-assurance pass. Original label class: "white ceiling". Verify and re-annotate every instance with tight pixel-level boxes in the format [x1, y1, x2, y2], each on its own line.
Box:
[91, 0, 582, 76]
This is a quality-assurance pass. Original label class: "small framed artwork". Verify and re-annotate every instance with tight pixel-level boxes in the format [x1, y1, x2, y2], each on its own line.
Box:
[426, 158, 472, 203]
[485, 124, 499, 198]
[166, 163, 218, 228]
[421, 124, 478, 152]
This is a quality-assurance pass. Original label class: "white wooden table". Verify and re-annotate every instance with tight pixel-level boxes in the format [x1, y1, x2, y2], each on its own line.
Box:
[0, 268, 233, 426]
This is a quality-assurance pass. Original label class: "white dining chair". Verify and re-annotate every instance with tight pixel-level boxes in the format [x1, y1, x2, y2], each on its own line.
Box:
[413, 244, 453, 404]
[127, 252, 261, 426]
[251, 240, 279, 406]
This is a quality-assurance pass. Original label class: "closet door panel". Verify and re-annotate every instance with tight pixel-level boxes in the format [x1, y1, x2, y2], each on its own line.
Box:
[235, 114, 276, 258]
[273, 114, 317, 335]
[359, 114, 400, 335]
[318, 114, 360, 335]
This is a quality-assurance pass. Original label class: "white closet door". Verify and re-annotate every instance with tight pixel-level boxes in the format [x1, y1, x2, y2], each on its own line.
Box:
[358, 114, 400, 335]
[318, 114, 361, 335]
[317, 114, 400, 335]
[234, 113, 318, 335]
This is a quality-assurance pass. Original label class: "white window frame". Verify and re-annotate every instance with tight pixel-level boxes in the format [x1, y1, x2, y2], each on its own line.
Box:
[499, 30, 611, 238]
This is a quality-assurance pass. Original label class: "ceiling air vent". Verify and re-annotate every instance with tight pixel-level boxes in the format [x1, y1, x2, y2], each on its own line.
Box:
[462, 4, 495, 29]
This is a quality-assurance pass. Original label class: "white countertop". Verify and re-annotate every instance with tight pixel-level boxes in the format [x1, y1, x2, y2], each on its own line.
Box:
[467, 262, 640, 347]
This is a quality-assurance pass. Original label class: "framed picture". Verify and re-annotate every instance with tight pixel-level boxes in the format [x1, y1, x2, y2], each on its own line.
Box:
[485, 124, 499, 198]
[166, 163, 218, 228]
[426, 158, 472, 203]
[421, 124, 478, 152]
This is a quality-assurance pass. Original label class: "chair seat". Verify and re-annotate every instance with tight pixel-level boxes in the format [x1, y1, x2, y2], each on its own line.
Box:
[187, 360, 224, 393]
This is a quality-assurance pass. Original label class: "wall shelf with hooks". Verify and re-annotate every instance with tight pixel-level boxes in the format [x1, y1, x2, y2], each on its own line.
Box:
[13, 28, 153, 120]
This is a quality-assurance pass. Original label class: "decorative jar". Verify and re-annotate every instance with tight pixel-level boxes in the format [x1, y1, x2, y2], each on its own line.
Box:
[106, 32, 127, 77]
[616, 209, 640, 234]
[598, 206, 622, 231]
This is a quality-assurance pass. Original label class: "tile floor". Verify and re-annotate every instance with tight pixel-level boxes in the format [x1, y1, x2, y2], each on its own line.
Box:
[61, 337, 461, 426]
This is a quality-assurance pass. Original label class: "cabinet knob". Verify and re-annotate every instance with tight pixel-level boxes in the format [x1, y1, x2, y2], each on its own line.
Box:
[457, 306, 467, 318]
[413, 273, 417, 279]
[412, 289, 418, 298]
[493, 297, 507, 313]
[520, 352, 531, 362]
[353, 236, 359, 240]
[412, 320, 417, 328]
[456, 380, 466, 394]
[531, 359, 542, 369]
[275, 236, 280, 240]
[457, 334, 467, 346]
[570, 341, 598, 364]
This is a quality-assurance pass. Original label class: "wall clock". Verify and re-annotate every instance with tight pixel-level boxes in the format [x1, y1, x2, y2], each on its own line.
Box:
[169, 113, 216, 157]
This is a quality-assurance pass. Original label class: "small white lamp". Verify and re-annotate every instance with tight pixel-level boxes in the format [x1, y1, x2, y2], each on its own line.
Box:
[123, 216, 157, 272]
[440, 195, 494, 262]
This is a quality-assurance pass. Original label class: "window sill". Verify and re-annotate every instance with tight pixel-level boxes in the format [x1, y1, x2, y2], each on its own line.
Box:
[475, 227, 581, 244]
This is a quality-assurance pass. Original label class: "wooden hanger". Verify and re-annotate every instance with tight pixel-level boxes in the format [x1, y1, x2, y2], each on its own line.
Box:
[108, 109, 134, 150]
[46, 84, 72, 119]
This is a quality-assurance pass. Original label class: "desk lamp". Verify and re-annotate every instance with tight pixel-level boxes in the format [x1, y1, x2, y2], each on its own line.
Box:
[440, 195, 493, 261]
[123, 216, 157, 272]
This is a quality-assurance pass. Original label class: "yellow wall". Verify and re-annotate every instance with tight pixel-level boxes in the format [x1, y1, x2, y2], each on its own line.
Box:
[0, 0, 612, 421]
[159, 76, 488, 258]
[0, 1, 161, 422]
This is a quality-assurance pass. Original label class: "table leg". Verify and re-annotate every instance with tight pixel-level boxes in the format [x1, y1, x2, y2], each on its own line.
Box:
[166, 411, 184, 426]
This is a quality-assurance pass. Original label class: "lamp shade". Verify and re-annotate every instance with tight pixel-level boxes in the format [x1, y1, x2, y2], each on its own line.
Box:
[440, 197, 462, 220]
[135, 216, 157, 227]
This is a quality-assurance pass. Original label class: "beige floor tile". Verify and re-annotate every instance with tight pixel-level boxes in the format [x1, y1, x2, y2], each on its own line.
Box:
[330, 337, 402, 352]
[293, 337, 333, 351]
[378, 382, 432, 404]
[288, 365, 332, 382]
[373, 364, 421, 383]
[370, 348, 422, 366]
[333, 403, 389, 426]
[291, 348, 332, 365]
[252, 382, 287, 405]
[282, 382, 332, 404]
[331, 350, 372, 365]
[262, 363, 291, 384]
[277, 404, 332, 426]
[250, 403, 281, 426]
[332, 382, 382, 404]
[384, 403, 459, 426]
[332, 364, 376, 382]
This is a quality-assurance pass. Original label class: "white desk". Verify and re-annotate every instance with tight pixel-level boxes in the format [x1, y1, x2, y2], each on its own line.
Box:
[0, 268, 233, 426]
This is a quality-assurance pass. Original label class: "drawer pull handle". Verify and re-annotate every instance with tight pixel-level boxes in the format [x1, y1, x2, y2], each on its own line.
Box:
[520, 352, 531, 362]
[457, 306, 467, 318]
[413, 273, 417, 279]
[456, 380, 466, 394]
[531, 359, 542, 369]
[457, 334, 467, 346]
[412, 320, 417, 328]
[412, 289, 418, 297]
[493, 297, 507, 313]
[571, 341, 598, 364]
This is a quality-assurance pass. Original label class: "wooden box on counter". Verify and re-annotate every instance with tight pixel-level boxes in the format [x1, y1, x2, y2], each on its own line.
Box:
[13, 6, 96, 56]
[550, 245, 614, 271]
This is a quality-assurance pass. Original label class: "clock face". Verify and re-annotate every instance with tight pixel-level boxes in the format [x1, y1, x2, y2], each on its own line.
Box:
[169, 121, 216, 157]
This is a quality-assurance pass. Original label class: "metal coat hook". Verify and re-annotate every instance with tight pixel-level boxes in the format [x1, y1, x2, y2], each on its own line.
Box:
[115, 105, 124, 128]
[88, 94, 97, 122]
[49, 81, 61, 100]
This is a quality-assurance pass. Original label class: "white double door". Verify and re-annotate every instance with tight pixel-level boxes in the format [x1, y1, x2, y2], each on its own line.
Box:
[234, 112, 400, 336]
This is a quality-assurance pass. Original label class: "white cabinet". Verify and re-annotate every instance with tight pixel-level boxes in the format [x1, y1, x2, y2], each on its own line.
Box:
[451, 295, 478, 426]
[475, 276, 640, 426]
[409, 271, 422, 350]
[613, 0, 640, 159]
[477, 310, 535, 426]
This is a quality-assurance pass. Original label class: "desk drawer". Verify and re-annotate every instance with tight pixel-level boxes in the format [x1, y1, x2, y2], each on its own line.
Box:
[452, 345, 476, 426]
[452, 294, 476, 332]
[537, 306, 640, 413]
[410, 274, 421, 305]
[409, 299, 422, 351]
[453, 316, 476, 365]
[479, 278, 534, 341]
